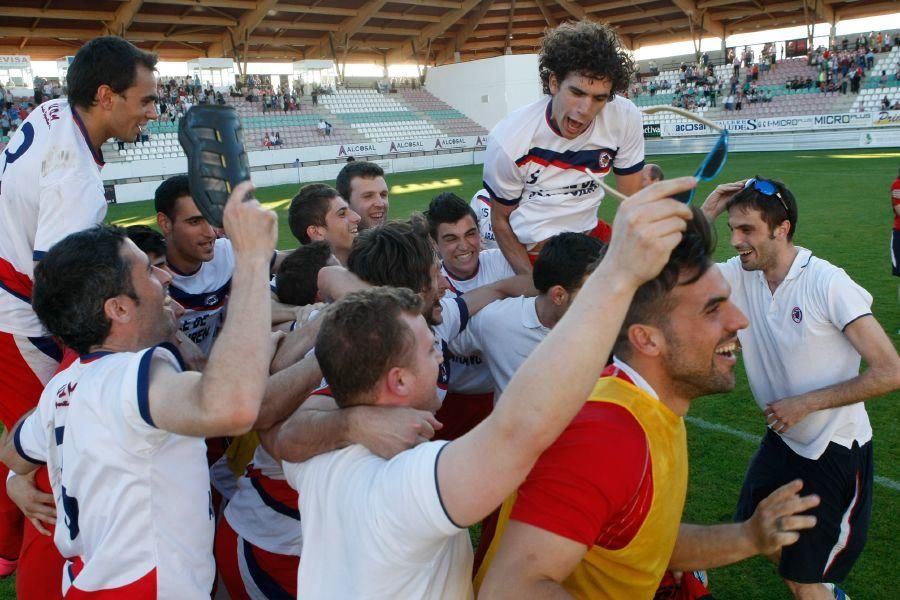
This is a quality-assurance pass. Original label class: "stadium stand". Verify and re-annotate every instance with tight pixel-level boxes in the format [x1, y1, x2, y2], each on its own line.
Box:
[852, 46, 900, 111]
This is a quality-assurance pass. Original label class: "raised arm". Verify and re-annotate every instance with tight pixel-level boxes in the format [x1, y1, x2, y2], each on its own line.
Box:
[437, 177, 697, 527]
[148, 181, 278, 437]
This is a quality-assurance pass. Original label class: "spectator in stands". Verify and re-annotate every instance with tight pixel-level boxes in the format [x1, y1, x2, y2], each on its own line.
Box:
[311, 89, 318, 105]
[317, 118, 326, 137]
[880, 70, 888, 86]
[263, 132, 273, 148]
[724, 93, 734, 111]
[882, 96, 891, 110]
[273, 131, 283, 146]
[0, 112, 8, 137]
[735, 90, 743, 111]
[325, 121, 333, 136]
[866, 48, 875, 70]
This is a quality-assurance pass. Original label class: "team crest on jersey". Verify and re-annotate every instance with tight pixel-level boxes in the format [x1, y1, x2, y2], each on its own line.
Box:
[791, 306, 803, 323]
[597, 151, 612, 170]
[205, 294, 219, 306]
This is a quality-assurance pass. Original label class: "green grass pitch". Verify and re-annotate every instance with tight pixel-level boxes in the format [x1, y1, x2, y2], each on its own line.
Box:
[1, 148, 897, 598]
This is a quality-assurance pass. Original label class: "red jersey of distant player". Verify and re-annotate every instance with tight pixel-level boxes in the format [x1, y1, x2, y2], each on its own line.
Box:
[892, 175, 900, 231]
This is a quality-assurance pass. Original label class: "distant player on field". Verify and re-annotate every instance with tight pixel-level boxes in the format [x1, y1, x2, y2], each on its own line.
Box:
[484, 20, 645, 274]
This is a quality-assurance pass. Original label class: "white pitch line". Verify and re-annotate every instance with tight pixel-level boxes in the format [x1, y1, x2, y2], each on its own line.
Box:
[684, 416, 900, 492]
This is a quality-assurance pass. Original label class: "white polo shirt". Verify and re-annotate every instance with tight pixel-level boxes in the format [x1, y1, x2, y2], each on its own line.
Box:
[483, 95, 644, 246]
[718, 248, 874, 459]
[450, 295, 550, 397]
[442, 249, 515, 395]
[283, 441, 474, 599]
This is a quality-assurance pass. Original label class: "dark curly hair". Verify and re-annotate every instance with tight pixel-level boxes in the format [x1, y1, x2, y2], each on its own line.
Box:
[539, 19, 636, 98]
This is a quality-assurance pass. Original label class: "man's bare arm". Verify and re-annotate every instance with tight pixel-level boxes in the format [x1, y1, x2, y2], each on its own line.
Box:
[458, 274, 537, 317]
[437, 177, 697, 527]
[766, 315, 900, 431]
[491, 201, 533, 275]
[149, 182, 277, 438]
[254, 354, 322, 430]
[614, 171, 643, 198]
[669, 480, 819, 571]
[265, 395, 442, 463]
[0, 411, 42, 475]
[270, 315, 322, 374]
[478, 521, 584, 599]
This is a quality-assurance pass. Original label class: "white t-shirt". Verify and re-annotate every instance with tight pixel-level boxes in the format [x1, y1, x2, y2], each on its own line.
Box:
[450, 295, 550, 397]
[15, 345, 214, 598]
[168, 237, 235, 356]
[483, 95, 644, 246]
[470, 189, 498, 250]
[0, 99, 107, 336]
[442, 249, 515, 395]
[718, 248, 874, 459]
[283, 441, 474, 599]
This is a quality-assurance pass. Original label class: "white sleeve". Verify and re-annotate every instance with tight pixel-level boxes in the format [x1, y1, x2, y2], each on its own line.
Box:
[14, 402, 51, 465]
[118, 345, 186, 455]
[611, 102, 646, 176]
[370, 441, 462, 558]
[448, 313, 482, 357]
[821, 268, 873, 330]
[433, 296, 468, 344]
[34, 177, 107, 258]
[716, 258, 743, 290]
[480, 249, 516, 281]
[482, 138, 524, 207]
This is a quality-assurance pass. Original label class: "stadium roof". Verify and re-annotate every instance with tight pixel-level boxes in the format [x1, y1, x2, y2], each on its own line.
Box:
[0, 0, 896, 67]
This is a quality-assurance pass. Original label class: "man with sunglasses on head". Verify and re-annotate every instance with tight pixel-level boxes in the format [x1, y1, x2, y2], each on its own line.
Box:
[701, 177, 900, 600]
[483, 19, 645, 275]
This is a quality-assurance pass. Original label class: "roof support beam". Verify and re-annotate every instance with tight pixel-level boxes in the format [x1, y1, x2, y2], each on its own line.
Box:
[208, 0, 278, 58]
[553, 0, 587, 20]
[534, 0, 558, 27]
[671, 0, 726, 39]
[0, 7, 116, 20]
[436, 0, 497, 64]
[387, 0, 483, 62]
[103, 0, 144, 37]
[305, 0, 391, 59]
[132, 14, 238, 27]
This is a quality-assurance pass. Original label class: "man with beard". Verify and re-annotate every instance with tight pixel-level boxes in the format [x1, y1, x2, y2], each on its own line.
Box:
[335, 161, 389, 231]
[476, 206, 820, 599]
[701, 178, 900, 600]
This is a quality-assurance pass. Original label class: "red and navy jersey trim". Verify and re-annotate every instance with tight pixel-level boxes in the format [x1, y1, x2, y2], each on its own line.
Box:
[71, 107, 105, 167]
[514, 146, 618, 174]
[168, 280, 232, 311]
[612, 160, 645, 176]
[0, 256, 34, 304]
[483, 180, 520, 207]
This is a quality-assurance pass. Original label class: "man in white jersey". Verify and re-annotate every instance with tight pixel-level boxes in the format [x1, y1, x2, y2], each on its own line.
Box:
[335, 160, 389, 231]
[155, 175, 238, 357]
[701, 177, 900, 599]
[451, 232, 604, 396]
[425, 192, 516, 439]
[470, 188, 498, 250]
[0, 35, 158, 586]
[484, 20, 645, 274]
[1, 182, 277, 597]
[273, 178, 704, 598]
[288, 183, 361, 265]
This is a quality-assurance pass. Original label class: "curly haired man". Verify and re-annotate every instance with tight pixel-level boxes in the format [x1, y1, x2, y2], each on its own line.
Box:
[483, 20, 646, 274]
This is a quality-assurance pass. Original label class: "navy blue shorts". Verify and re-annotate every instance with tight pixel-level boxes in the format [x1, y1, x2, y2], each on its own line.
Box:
[734, 428, 873, 584]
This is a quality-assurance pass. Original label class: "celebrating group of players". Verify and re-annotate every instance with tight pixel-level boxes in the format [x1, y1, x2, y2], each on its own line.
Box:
[1, 20, 898, 600]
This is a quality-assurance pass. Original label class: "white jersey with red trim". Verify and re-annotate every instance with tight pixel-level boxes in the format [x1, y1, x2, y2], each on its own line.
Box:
[223, 382, 329, 558]
[442, 249, 514, 394]
[483, 95, 644, 246]
[0, 99, 107, 336]
[14, 346, 215, 598]
[168, 238, 234, 356]
[470, 189, 498, 250]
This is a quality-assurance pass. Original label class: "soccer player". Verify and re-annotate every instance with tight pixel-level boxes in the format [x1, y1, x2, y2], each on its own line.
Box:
[0, 35, 157, 591]
[450, 232, 603, 396]
[641, 163, 665, 188]
[476, 206, 820, 600]
[2, 183, 277, 597]
[484, 20, 645, 274]
[701, 177, 900, 599]
[272, 177, 749, 598]
[335, 160, 390, 231]
[288, 183, 360, 265]
[470, 188, 498, 250]
[425, 193, 516, 438]
[155, 175, 236, 357]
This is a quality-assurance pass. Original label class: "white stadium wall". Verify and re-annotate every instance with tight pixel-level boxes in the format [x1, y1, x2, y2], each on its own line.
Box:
[424, 54, 542, 130]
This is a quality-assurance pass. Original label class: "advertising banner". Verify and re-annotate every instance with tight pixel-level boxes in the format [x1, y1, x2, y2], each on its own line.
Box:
[643, 123, 661, 138]
[659, 112, 875, 137]
[0, 55, 31, 69]
[871, 110, 900, 127]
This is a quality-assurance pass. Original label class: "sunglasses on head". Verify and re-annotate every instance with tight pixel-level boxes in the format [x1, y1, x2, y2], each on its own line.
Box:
[744, 177, 791, 216]
[586, 106, 729, 205]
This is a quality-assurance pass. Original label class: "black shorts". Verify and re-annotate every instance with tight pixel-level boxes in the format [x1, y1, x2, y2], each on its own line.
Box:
[892, 229, 900, 276]
[734, 428, 873, 584]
